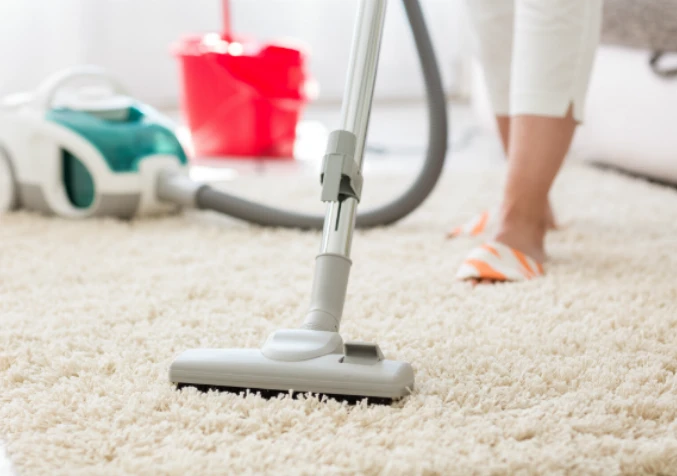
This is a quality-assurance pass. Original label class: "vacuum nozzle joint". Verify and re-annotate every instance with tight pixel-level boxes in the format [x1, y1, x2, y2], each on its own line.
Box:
[320, 130, 362, 203]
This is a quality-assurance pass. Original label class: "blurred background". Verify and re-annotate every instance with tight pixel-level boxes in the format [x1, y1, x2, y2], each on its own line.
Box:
[1, 0, 676, 183]
[0, 0, 468, 105]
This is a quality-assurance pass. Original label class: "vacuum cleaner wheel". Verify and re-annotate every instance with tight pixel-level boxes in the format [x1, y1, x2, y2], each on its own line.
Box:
[0, 147, 18, 212]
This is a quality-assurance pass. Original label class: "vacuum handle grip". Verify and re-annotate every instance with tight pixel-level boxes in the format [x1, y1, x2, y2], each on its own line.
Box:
[34, 65, 129, 112]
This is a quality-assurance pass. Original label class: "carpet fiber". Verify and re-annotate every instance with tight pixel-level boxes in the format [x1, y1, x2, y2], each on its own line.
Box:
[2, 165, 677, 475]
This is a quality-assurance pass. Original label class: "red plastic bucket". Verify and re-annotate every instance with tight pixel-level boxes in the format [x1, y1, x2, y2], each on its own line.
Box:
[174, 33, 314, 159]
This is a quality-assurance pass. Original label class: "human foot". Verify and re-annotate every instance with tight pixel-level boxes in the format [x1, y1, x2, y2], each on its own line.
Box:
[456, 207, 547, 284]
[456, 241, 544, 284]
[494, 208, 547, 264]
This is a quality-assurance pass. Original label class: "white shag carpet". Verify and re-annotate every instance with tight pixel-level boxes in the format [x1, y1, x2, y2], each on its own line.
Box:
[0, 443, 13, 476]
[2, 165, 677, 475]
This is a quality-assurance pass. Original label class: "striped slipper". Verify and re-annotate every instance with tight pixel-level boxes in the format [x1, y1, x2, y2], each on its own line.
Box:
[447, 209, 496, 239]
[456, 241, 544, 282]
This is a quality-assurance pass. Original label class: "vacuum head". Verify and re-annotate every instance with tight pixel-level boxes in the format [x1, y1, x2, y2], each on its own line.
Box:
[169, 330, 414, 403]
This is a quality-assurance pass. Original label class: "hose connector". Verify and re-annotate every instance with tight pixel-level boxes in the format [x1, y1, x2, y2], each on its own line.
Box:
[156, 169, 206, 208]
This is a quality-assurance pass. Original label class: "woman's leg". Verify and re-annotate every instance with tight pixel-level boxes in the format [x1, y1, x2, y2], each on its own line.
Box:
[459, 0, 603, 283]
[496, 107, 576, 264]
[494, 0, 603, 266]
[464, 0, 556, 233]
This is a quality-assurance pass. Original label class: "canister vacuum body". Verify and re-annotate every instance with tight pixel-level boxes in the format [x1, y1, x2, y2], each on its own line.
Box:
[0, 67, 188, 219]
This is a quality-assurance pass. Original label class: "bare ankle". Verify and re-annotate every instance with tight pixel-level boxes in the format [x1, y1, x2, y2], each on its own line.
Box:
[499, 201, 548, 232]
[494, 201, 548, 262]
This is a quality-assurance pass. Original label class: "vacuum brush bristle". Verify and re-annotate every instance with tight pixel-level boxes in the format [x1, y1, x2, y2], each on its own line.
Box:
[176, 383, 396, 405]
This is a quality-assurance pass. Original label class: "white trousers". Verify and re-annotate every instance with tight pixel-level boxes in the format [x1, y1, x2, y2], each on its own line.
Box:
[466, 0, 603, 122]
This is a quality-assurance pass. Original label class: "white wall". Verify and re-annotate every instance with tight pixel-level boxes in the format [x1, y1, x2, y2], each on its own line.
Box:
[0, 0, 87, 95]
[0, 0, 467, 107]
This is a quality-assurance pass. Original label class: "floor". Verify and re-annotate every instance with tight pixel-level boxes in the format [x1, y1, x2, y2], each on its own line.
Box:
[2, 161, 677, 474]
[3, 102, 677, 474]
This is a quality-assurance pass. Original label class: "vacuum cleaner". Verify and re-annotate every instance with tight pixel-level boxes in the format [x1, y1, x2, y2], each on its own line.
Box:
[170, 0, 447, 402]
[0, 69, 190, 219]
[0, 3, 445, 230]
[0, 0, 446, 401]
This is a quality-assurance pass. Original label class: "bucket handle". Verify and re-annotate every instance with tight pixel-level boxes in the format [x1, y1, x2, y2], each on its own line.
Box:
[222, 0, 232, 40]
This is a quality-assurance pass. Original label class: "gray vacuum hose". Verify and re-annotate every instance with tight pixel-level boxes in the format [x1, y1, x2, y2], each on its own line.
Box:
[194, 0, 448, 229]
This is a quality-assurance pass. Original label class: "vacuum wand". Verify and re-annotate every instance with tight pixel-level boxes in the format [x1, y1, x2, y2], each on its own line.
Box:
[168, 0, 446, 401]
[160, 0, 386, 335]
[301, 0, 388, 333]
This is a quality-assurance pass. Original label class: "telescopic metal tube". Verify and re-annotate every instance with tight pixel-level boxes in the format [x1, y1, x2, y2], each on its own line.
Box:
[302, 0, 388, 332]
[320, 0, 387, 258]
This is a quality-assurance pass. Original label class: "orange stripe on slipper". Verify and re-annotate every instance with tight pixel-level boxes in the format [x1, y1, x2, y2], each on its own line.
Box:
[481, 244, 500, 258]
[511, 249, 536, 278]
[464, 259, 507, 281]
[470, 212, 489, 236]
